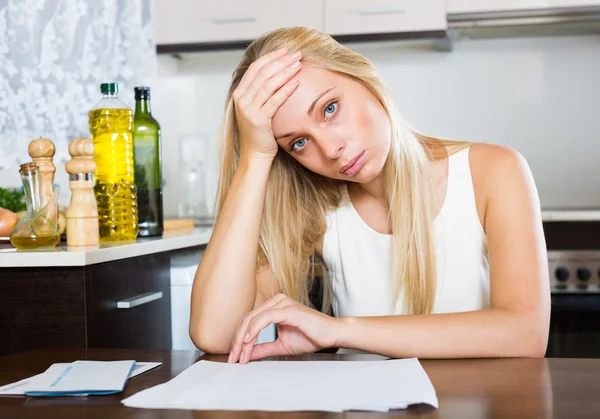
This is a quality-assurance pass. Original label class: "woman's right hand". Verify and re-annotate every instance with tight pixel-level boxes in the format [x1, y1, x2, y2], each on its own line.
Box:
[232, 47, 302, 161]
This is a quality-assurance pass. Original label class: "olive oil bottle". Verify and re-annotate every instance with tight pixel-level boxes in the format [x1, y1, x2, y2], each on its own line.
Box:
[133, 86, 163, 237]
[89, 82, 138, 241]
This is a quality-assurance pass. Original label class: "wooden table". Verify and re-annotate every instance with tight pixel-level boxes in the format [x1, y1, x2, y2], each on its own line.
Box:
[1, 348, 599, 418]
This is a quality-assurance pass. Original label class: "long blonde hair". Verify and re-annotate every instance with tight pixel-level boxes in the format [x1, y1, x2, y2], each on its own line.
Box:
[216, 27, 469, 315]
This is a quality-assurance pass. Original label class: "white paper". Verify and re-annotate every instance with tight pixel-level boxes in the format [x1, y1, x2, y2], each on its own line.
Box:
[122, 358, 438, 412]
[0, 361, 162, 396]
[24, 360, 135, 395]
[0, 363, 68, 396]
[129, 362, 162, 378]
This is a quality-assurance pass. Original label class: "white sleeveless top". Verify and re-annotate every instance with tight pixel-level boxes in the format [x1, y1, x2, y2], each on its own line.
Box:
[322, 147, 490, 318]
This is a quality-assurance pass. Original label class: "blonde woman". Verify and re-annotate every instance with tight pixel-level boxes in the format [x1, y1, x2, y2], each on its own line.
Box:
[190, 27, 550, 363]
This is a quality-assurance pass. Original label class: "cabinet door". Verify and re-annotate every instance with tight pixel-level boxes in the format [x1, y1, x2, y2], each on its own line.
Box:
[548, 1, 600, 6]
[260, 0, 323, 34]
[325, 0, 446, 36]
[154, 0, 323, 45]
[87, 253, 172, 350]
[154, 0, 262, 44]
[446, 0, 549, 13]
[0, 267, 87, 357]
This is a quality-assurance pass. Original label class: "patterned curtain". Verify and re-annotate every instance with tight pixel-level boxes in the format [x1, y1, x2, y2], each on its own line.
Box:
[0, 0, 156, 169]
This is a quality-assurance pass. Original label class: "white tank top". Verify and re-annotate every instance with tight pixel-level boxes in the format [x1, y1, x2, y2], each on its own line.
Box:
[322, 147, 490, 318]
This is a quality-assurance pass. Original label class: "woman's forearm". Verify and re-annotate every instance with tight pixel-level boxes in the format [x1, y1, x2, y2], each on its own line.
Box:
[190, 154, 273, 353]
[335, 309, 548, 359]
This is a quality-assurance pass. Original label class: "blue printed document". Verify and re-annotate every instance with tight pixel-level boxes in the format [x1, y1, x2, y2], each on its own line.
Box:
[0, 361, 161, 397]
[23, 360, 136, 397]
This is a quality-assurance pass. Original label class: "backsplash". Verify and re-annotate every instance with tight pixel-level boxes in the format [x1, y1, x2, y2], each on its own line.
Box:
[154, 34, 600, 217]
[1, 34, 599, 216]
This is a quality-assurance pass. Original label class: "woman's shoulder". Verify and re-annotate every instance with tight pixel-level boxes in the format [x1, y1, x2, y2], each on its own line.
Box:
[468, 141, 523, 159]
[468, 142, 530, 182]
[468, 142, 534, 223]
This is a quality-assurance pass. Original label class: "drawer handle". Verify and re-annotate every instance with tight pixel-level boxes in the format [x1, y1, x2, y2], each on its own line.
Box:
[212, 16, 256, 24]
[117, 292, 163, 309]
[358, 7, 405, 16]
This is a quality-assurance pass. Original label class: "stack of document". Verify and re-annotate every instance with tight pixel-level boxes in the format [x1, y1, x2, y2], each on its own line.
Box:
[0, 361, 162, 397]
[122, 358, 438, 412]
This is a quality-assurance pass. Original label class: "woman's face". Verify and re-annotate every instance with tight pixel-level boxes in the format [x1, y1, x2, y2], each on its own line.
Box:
[271, 65, 391, 183]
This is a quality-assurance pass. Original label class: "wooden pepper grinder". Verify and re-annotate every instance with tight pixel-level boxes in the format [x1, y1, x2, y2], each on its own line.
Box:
[28, 137, 56, 208]
[65, 138, 99, 246]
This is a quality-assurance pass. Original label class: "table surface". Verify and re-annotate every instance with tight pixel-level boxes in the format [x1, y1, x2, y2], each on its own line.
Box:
[1, 348, 599, 418]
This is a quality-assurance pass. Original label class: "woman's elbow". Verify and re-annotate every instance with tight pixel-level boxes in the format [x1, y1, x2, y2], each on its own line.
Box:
[515, 314, 549, 358]
[519, 336, 547, 358]
[189, 322, 232, 355]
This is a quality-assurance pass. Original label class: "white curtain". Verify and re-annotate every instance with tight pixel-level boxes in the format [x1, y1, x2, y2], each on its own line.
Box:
[0, 0, 156, 169]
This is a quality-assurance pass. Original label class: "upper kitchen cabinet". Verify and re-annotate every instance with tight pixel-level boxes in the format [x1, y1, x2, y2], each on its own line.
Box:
[548, 1, 600, 6]
[324, 0, 447, 36]
[446, 1, 549, 14]
[153, 0, 323, 46]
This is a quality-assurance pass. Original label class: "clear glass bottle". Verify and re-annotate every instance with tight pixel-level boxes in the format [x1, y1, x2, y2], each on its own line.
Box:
[177, 134, 209, 222]
[89, 82, 138, 241]
[133, 86, 163, 237]
[10, 162, 60, 249]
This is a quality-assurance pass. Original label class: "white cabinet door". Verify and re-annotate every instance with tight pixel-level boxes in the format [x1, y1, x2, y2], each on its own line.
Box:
[325, 0, 446, 35]
[446, 0, 549, 14]
[260, 0, 323, 35]
[154, 0, 323, 45]
[154, 0, 260, 44]
[548, 1, 600, 6]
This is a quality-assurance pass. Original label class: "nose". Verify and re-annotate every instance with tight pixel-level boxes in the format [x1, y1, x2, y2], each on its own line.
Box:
[319, 136, 345, 160]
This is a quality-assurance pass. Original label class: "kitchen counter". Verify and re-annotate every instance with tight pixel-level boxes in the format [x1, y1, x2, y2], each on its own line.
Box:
[0, 227, 212, 267]
[1, 227, 212, 356]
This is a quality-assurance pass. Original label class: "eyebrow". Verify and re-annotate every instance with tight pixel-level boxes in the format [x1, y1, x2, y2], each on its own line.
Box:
[275, 87, 336, 141]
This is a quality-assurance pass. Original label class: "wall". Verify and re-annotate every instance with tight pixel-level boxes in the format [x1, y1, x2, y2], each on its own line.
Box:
[0, 0, 156, 211]
[151, 34, 600, 216]
[2, 34, 599, 215]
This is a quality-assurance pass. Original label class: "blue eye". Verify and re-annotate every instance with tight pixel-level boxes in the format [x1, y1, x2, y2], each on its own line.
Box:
[290, 138, 307, 152]
[324, 102, 337, 118]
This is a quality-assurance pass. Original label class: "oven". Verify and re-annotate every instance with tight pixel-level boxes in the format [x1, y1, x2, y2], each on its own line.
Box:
[544, 219, 600, 358]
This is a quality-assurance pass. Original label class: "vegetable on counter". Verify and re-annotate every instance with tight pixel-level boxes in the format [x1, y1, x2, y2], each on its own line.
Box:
[0, 208, 19, 236]
[0, 187, 26, 213]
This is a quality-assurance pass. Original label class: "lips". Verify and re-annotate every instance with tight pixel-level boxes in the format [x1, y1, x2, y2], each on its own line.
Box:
[340, 150, 365, 174]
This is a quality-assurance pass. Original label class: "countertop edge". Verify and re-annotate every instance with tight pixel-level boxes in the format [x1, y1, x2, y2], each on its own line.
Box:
[0, 228, 212, 268]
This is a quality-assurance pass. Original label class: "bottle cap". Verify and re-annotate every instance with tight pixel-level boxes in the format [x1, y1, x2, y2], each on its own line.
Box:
[134, 86, 151, 100]
[100, 82, 118, 94]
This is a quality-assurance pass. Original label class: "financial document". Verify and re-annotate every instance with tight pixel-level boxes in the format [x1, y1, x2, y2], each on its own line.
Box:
[0, 361, 162, 397]
[122, 358, 438, 412]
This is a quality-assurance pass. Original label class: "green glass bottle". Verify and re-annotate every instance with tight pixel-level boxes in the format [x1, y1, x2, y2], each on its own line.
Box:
[133, 86, 163, 237]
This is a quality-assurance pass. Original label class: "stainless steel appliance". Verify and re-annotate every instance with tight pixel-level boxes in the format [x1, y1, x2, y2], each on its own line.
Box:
[547, 249, 600, 358]
[549, 250, 600, 294]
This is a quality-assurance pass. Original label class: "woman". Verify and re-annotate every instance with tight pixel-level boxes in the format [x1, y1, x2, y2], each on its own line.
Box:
[190, 27, 550, 363]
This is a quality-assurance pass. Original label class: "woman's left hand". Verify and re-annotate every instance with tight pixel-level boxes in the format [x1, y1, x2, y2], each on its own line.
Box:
[228, 293, 341, 364]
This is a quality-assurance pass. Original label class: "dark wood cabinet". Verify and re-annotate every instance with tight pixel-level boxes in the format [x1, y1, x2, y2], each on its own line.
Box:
[0, 252, 172, 357]
[0, 266, 87, 355]
[87, 252, 171, 349]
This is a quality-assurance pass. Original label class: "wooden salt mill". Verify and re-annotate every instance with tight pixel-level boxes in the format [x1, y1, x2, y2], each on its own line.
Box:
[28, 137, 56, 207]
[65, 138, 99, 246]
